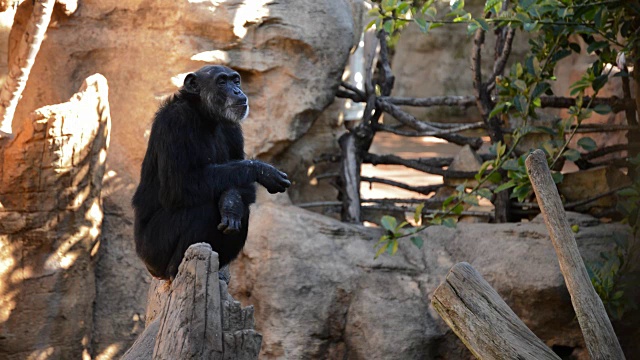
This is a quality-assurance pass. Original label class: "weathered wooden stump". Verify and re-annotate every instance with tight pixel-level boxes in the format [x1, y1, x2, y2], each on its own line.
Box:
[122, 243, 262, 360]
[432, 262, 561, 360]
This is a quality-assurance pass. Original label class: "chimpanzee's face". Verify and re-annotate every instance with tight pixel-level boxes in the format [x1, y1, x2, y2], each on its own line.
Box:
[183, 65, 249, 123]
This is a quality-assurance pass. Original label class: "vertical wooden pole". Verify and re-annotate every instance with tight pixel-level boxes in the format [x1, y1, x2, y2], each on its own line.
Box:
[525, 149, 625, 360]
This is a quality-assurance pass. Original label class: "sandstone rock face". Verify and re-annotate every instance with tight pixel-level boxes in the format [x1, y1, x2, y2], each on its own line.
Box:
[4, 1, 363, 357]
[230, 192, 639, 359]
[0, 74, 110, 359]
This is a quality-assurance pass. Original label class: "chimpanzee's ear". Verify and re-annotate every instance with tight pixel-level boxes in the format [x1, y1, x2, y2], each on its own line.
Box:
[183, 73, 199, 95]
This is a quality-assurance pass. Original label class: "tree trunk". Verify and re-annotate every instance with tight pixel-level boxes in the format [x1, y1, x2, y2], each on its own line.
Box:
[122, 243, 262, 360]
[0, 0, 55, 137]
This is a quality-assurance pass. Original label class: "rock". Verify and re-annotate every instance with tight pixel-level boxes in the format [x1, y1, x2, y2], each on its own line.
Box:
[4, 1, 364, 357]
[123, 243, 261, 360]
[229, 191, 639, 359]
[0, 74, 110, 359]
[390, 0, 529, 124]
[444, 144, 483, 186]
[558, 166, 631, 212]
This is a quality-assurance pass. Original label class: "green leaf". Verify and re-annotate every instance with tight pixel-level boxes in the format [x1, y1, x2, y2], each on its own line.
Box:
[414, 18, 429, 32]
[477, 188, 493, 199]
[376, 234, 390, 246]
[593, 104, 612, 115]
[513, 95, 528, 114]
[592, 74, 608, 92]
[551, 171, 564, 184]
[396, 2, 411, 13]
[563, 149, 581, 161]
[577, 137, 597, 151]
[410, 236, 424, 249]
[383, 19, 394, 34]
[414, 203, 425, 223]
[451, 0, 464, 11]
[495, 180, 516, 193]
[513, 79, 527, 92]
[396, 221, 408, 231]
[487, 171, 503, 184]
[612, 290, 624, 300]
[424, 6, 437, 19]
[617, 188, 639, 197]
[365, 19, 377, 31]
[375, 242, 389, 259]
[484, 0, 502, 13]
[451, 203, 464, 215]
[443, 218, 457, 228]
[489, 102, 508, 118]
[381, 215, 397, 231]
[523, 21, 538, 32]
[391, 239, 399, 255]
[476, 18, 489, 31]
[502, 159, 520, 171]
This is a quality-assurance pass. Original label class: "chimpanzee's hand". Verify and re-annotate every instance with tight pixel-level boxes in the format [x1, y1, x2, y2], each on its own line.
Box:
[253, 161, 291, 194]
[218, 189, 244, 234]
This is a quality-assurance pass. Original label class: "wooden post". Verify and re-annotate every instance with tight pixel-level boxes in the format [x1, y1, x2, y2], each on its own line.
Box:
[432, 262, 561, 360]
[525, 149, 625, 360]
[121, 243, 262, 360]
[339, 132, 361, 223]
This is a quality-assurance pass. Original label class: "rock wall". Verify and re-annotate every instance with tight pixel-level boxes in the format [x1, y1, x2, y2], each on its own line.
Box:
[229, 192, 639, 359]
[1, 1, 362, 357]
[0, 74, 110, 359]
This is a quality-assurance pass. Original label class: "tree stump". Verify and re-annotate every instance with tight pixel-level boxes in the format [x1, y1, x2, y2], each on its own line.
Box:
[122, 243, 262, 360]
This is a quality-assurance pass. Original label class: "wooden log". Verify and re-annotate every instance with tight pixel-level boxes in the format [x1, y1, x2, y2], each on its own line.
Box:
[525, 149, 625, 360]
[121, 243, 262, 360]
[432, 262, 561, 360]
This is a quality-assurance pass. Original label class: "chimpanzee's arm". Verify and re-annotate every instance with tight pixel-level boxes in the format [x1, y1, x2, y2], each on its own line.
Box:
[152, 113, 286, 209]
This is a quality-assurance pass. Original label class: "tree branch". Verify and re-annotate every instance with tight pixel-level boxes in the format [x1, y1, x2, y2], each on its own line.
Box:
[373, 122, 485, 137]
[488, 27, 516, 90]
[377, 99, 483, 148]
[361, 176, 443, 195]
[363, 153, 477, 178]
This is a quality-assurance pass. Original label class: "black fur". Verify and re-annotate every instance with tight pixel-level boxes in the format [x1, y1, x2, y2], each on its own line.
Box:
[132, 65, 290, 280]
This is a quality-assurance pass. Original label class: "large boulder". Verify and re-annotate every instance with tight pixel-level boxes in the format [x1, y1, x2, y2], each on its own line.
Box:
[0, 74, 110, 360]
[4, 1, 363, 357]
[230, 191, 639, 359]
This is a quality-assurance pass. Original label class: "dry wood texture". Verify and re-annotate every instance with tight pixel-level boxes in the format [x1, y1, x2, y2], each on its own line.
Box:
[432, 262, 561, 360]
[525, 149, 625, 360]
[122, 243, 262, 360]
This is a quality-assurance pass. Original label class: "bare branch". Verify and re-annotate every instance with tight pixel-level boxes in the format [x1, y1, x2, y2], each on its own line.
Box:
[336, 89, 363, 102]
[376, 30, 395, 97]
[363, 153, 477, 178]
[381, 95, 476, 108]
[540, 96, 635, 113]
[377, 99, 483, 148]
[373, 122, 485, 137]
[340, 81, 365, 99]
[489, 27, 516, 87]
[361, 176, 443, 195]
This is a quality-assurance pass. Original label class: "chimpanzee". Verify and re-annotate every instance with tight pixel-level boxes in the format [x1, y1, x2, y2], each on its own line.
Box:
[132, 65, 290, 280]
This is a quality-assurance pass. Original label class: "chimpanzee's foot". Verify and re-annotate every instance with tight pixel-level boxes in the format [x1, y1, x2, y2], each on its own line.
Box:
[218, 264, 231, 284]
